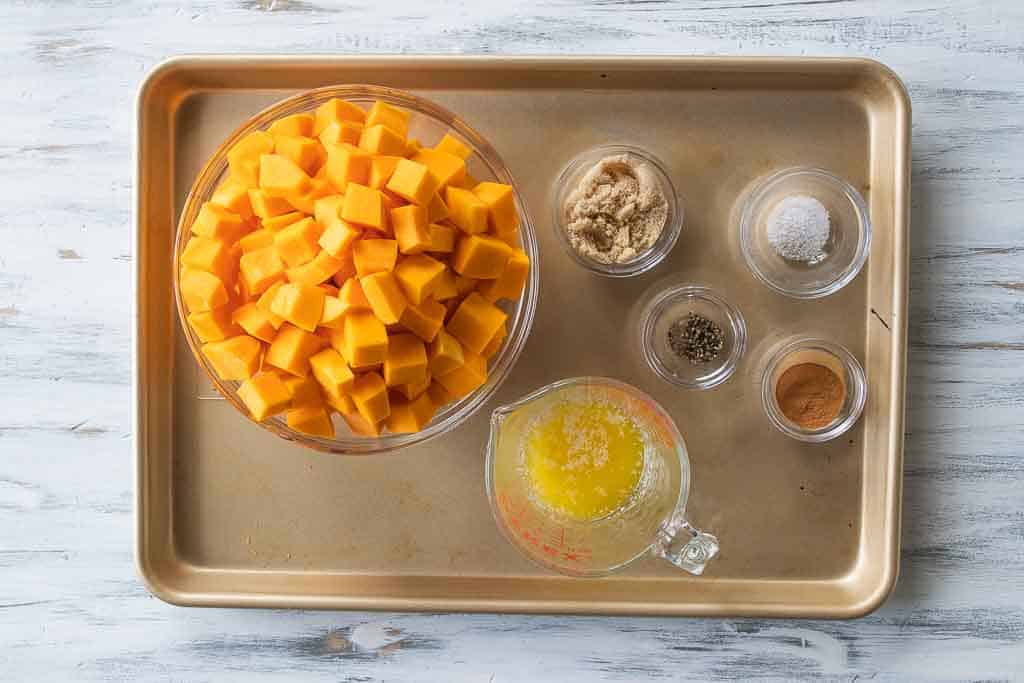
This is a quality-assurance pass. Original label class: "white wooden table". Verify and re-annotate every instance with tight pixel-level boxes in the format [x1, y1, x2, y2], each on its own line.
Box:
[3, 1, 1023, 680]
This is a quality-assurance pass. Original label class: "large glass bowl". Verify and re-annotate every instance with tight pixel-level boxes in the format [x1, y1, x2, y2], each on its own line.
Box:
[173, 85, 539, 455]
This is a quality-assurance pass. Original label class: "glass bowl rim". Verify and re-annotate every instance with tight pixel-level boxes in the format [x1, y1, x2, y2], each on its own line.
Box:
[550, 143, 684, 279]
[172, 84, 540, 455]
[739, 166, 872, 299]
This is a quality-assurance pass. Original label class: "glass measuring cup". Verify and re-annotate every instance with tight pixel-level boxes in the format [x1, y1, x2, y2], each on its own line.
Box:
[485, 377, 719, 577]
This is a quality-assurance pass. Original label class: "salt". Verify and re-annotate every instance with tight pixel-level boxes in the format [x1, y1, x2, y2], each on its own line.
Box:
[766, 195, 830, 262]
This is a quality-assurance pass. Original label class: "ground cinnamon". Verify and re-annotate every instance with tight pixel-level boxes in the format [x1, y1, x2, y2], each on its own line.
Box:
[775, 362, 845, 429]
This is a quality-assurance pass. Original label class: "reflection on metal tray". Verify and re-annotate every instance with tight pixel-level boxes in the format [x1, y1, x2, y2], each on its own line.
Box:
[135, 56, 909, 617]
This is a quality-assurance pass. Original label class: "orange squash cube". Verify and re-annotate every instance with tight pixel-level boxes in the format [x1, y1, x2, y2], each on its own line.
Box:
[432, 268, 459, 300]
[427, 223, 456, 253]
[385, 159, 437, 207]
[182, 235, 236, 283]
[267, 113, 314, 138]
[478, 248, 530, 302]
[350, 371, 391, 424]
[286, 250, 344, 286]
[256, 280, 286, 316]
[319, 120, 364, 148]
[249, 190, 295, 220]
[331, 252, 357, 287]
[473, 181, 518, 238]
[265, 323, 326, 377]
[393, 254, 446, 305]
[211, 178, 255, 221]
[313, 195, 346, 226]
[481, 321, 507, 358]
[383, 333, 428, 387]
[319, 296, 346, 329]
[273, 135, 323, 175]
[309, 348, 355, 399]
[238, 372, 292, 421]
[325, 143, 371, 191]
[342, 311, 388, 368]
[284, 176, 332, 215]
[455, 274, 479, 296]
[452, 234, 514, 279]
[359, 124, 406, 156]
[227, 131, 274, 187]
[435, 348, 487, 399]
[287, 404, 335, 437]
[390, 205, 431, 255]
[190, 202, 248, 242]
[283, 373, 323, 408]
[399, 298, 446, 343]
[261, 210, 304, 231]
[427, 193, 450, 223]
[369, 155, 403, 190]
[314, 98, 366, 136]
[411, 148, 466, 189]
[202, 335, 262, 381]
[238, 228, 275, 253]
[239, 246, 285, 296]
[326, 390, 356, 416]
[395, 371, 432, 401]
[385, 392, 436, 433]
[365, 101, 409, 137]
[268, 282, 325, 332]
[188, 306, 241, 343]
[353, 238, 398, 276]
[444, 186, 489, 234]
[341, 183, 385, 230]
[273, 217, 323, 267]
[232, 301, 283, 342]
[341, 409, 382, 437]
[434, 133, 472, 160]
[447, 292, 508, 354]
[259, 154, 312, 197]
[181, 267, 230, 313]
[318, 219, 362, 257]
[360, 271, 408, 324]
[337, 278, 371, 316]
[428, 329, 464, 376]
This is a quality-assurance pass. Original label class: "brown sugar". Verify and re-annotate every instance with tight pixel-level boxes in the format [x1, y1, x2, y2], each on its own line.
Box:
[775, 362, 845, 430]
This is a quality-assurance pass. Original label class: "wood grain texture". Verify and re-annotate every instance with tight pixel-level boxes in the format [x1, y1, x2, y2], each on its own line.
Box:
[1, 0, 1022, 680]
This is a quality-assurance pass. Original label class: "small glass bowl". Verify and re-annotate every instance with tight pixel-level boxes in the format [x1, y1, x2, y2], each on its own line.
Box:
[552, 144, 683, 278]
[761, 337, 867, 442]
[739, 167, 871, 299]
[641, 285, 746, 390]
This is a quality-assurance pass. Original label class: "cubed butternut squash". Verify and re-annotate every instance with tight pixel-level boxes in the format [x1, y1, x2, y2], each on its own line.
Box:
[238, 228, 275, 253]
[313, 195, 346, 226]
[350, 371, 391, 424]
[318, 219, 362, 257]
[446, 292, 508, 354]
[309, 348, 355, 399]
[261, 210, 304, 231]
[265, 323, 327, 377]
[238, 372, 292, 421]
[452, 234, 514, 279]
[444, 186, 489, 234]
[249, 190, 296, 220]
[399, 298, 446, 343]
[259, 154, 312, 197]
[181, 267, 230, 313]
[360, 271, 408, 325]
[369, 155, 403, 190]
[434, 348, 487, 399]
[188, 306, 241, 343]
[337, 278, 371, 315]
[341, 183, 385, 230]
[282, 373, 323, 408]
[383, 333, 428, 387]
[267, 113, 314, 138]
[273, 135, 323, 175]
[472, 181, 519, 239]
[434, 133, 472, 160]
[268, 282, 325, 332]
[211, 178, 255, 221]
[232, 301, 283, 342]
[319, 120, 363, 147]
[182, 235, 236, 284]
[427, 329, 464, 376]
[352, 238, 398, 276]
[239, 246, 285, 296]
[427, 193, 450, 223]
[395, 370, 432, 401]
[227, 131, 274, 187]
[427, 223, 456, 253]
[478, 247, 530, 302]
[393, 254, 446, 305]
[319, 296, 346, 329]
[385, 159, 437, 206]
[273, 217, 323, 267]
[342, 311, 389, 368]
[432, 268, 458, 300]
[325, 143, 371, 191]
[191, 202, 248, 242]
[287, 404, 335, 437]
[314, 98, 366, 136]
[359, 124, 407, 156]
[411, 148, 466, 189]
[365, 101, 409, 137]
[385, 392, 436, 433]
[202, 335, 262, 381]
[286, 250, 343, 286]
[390, 204, 431, 255]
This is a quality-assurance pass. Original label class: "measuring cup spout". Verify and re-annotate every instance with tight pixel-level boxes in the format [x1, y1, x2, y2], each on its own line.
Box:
[652, 512, 719, 576]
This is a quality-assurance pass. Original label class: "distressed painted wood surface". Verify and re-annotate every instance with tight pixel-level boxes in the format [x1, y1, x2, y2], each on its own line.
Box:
[2, 1, 1023, 680]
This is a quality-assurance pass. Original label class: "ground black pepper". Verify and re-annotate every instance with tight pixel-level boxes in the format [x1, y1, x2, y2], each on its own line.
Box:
[667, 313, 724, 364]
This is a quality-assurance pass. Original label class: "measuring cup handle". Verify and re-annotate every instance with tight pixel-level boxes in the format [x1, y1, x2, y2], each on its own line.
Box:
[653, 515, 720, 576]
